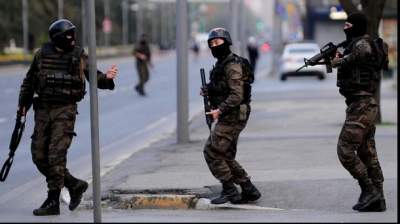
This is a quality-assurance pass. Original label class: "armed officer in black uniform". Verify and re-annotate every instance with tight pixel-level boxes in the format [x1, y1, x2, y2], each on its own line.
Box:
[201, 28, 261, 205]
[17, 19, 118, 216]
[331, 12, 387, 212]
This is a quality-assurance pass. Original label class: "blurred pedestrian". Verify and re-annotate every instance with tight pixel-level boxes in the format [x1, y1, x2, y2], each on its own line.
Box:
[17, 19, 117, 216]
[246, 36, 259, 72]
[331, 12, 387, 212]
[133, 34, 153, 96]
[191, 41, 199, 61]
[200, 27, 261, 205]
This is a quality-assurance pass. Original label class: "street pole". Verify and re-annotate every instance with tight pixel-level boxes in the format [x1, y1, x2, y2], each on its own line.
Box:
[122, 0, 128, 46]
[87, 0, 102, 222]
[150, 3, 157, 44]
[81, 0, 87, 48]
[230, 0, 239, 53]
[160, 4, 165, 45]
[104, 0, 110, 51]
[176, 0, 189, 144]
[22, 0, 28, 62]
[58, 0, 64, 19]
[239, 0, 245, 57]
[137, 0, 143, 42]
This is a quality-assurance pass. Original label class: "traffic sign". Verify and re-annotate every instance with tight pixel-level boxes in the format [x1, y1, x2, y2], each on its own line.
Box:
[102, 18, 112, 34]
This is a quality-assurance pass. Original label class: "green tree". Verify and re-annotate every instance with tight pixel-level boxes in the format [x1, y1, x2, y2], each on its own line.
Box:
[0, 1, 261, 54]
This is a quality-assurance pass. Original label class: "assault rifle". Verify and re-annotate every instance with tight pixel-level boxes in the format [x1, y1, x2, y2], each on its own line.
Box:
[295, 40, 348, 73]
[200, 68, 214, 135]
[0, 111, 26, 182]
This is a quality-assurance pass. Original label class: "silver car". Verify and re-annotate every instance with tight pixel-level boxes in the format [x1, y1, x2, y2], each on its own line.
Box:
[279, 42, 326, 81]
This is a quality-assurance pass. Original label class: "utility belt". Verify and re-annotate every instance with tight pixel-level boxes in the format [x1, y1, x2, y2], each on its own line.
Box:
[32, 97, 74, 110]
[345, 95, 373, 106]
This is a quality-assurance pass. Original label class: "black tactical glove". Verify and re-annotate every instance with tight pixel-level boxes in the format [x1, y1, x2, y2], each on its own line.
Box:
[201, 85, 209, 96]
[18, 94, 33, 113]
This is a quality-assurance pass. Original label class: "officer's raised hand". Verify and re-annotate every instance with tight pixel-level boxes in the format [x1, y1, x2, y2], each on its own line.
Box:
[106, 63, 118, 79]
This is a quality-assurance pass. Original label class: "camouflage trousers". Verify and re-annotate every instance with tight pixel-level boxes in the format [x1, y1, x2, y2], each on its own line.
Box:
[31, 103, 77, 191]
[203, 113, 249, 184]
[136, 61, 150, 91]
[337, 96, 384, 189]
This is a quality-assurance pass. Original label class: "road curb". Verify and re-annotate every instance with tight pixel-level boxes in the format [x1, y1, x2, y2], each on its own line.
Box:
[109, 194, 198, 210]
[195, 198, 285, 210]
[92, 194, 287, 211]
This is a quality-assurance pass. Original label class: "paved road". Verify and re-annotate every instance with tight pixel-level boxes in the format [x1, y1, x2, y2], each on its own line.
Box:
[0, 53, 397, 222]
[85, 74, 397, 222]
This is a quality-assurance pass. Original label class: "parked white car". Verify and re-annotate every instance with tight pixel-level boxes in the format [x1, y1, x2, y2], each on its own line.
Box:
[279, 42, 326, 81]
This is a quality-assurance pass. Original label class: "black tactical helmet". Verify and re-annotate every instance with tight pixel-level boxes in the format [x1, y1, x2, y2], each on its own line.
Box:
[49, 19, 76, 42]
[207, 27, 232, 48]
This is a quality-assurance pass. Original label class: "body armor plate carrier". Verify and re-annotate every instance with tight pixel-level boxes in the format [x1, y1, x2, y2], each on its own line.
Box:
[35, 42, 85, 103]
[337, 36, 381, 95]
[208, 54, 253, 108]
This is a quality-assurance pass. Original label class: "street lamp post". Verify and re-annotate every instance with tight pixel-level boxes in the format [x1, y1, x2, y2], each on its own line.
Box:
[230, 0, 239, 53]
[81, 0, 87, 48]
[58, 0, 64, 19]
[239, 0, 245, 57]
[176, 0, 189, 144]
[22, 0, 29, 62]
[122, 0, 129, 46]
[104, 0, 110, 51]
[137, 1, 143, 42]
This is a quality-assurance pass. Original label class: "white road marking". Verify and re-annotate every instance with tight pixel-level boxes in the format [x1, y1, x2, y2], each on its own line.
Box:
[0, 117, 7, 124]
[4, 88, 17, 94]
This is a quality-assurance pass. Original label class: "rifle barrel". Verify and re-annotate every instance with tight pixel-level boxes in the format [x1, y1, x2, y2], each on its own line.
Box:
[295, 64, 306, 73]
[200, 68, 213, 128]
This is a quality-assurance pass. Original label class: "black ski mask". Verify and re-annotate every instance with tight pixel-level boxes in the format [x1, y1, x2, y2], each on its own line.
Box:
[210, 42, 231, 59]
[344, 12, 367, 41]
[140, 34, 148, 45]
[54, 30, 75, 52]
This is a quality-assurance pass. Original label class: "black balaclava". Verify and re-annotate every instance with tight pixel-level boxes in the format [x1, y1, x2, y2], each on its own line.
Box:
[344, 12, 367, 41]
[54, 30, 75, 52]
[140, 34, 147, 45]
[210, 42, 231, 59]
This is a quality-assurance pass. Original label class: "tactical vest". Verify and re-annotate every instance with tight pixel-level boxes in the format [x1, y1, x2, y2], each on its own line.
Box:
[207, 64, 229, 108]
[337, 36, 380, 96]
[35, 42, 86, 103]
[207, 55, 252, 108]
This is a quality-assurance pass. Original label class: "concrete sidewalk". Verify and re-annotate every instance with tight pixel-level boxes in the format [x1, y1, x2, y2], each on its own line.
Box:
[78, 76, 397, 216]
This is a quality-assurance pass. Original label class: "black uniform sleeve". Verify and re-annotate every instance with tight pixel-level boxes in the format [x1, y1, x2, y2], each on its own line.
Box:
[218, 61, 244, 113]
[18, 49, 40, 112]
[81, 51, 115, 90]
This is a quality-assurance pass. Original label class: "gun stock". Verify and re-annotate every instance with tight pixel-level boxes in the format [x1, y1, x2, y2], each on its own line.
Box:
[200, 68, 214, 131]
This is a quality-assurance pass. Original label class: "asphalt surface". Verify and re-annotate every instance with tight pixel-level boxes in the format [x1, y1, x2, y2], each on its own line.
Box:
[1, 56, 396, 222]
[71, 72, 398, 222]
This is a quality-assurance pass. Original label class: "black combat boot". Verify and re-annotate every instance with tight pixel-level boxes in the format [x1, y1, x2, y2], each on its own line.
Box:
[232, 179, 262, 204]
[210, 179, 242, 204]
[352, 178, 381, 211]
[65, 175, 89, 211]
[359, 188, 386, 212]
[135, 85, 145, 96]
[33, 190, 61, 216]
